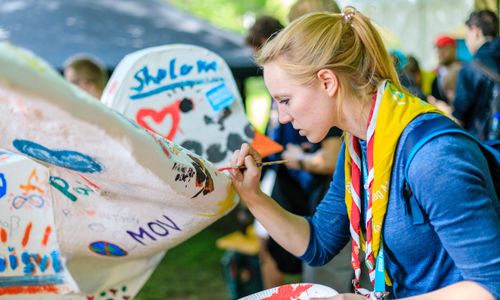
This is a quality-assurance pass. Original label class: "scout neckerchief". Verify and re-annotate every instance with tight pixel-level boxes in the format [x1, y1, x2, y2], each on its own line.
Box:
[344, 80, 443, 298]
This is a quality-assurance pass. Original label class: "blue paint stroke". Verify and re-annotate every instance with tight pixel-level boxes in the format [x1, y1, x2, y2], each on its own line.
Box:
[21, 252, 34, 274]
[0, 257, 5, 272]
[129, 77, 225, 100]
[0, 173, 6, 199]
[51, 251, 63, 273]
[13, 139, 102, 173]
[0, 274, 66, 287]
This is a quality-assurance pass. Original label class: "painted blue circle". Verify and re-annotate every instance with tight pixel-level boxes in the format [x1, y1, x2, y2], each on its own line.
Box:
[89, 241, 127, 257]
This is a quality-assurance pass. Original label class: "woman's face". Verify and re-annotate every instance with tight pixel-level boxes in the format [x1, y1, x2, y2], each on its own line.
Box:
[263, 61, 337, 143]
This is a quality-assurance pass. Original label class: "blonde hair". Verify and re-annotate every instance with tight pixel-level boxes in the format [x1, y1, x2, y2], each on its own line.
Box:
[257, 7, 401, 114]
[288, 0, 340, 22]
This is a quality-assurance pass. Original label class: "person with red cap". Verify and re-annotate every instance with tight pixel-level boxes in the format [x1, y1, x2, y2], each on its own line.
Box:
[429, 34, 462, 103]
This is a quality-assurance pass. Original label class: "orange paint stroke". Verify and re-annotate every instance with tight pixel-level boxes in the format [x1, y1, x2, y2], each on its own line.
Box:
[22, 222, 33, 248]
[0, 227, 7, 243]
[42, 226, 52, 246]
[0, 285, 59, 295]
[20, 169, 45, 194]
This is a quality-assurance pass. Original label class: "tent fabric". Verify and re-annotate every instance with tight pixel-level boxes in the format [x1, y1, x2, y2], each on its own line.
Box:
[0, 0, 258, 77]
[337, 0, 474, 70]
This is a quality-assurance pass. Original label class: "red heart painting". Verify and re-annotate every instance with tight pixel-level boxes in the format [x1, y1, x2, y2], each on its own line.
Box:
[136, 100, 181, 140]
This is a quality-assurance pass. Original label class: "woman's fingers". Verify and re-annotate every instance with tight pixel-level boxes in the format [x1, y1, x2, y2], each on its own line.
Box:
[230, 149, 242, 179]
[238, 143, 250, 166]
[229, 143, 263, 183]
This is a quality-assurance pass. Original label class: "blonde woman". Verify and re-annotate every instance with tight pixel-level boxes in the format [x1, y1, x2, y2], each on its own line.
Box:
[230, 7, 499, 300]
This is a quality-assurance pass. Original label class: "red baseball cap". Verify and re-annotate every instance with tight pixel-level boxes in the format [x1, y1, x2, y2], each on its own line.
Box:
[435, 35, 456, 47]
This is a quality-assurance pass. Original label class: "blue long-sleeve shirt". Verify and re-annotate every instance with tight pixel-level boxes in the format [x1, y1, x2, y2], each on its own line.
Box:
[300, 114, 500, 298]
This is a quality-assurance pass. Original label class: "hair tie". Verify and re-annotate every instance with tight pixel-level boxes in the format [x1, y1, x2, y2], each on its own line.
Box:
[340, 7, 357, 24]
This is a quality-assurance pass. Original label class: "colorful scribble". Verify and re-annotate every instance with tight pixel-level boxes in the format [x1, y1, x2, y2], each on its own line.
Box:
[13, 139, 103, 173]
[78, 174, 100, 190]
[187, 154, 214, 198]
[49, 176, 95, 202]
[126, 214, 181, 246]
[11, 194, 45, 210]
[88, 241, 128, 257]
[262, 283, 314, 300]
[0, 279, 61, 296]
[136, 100, 181, 141]
[0, 247, 63, 275]
[19, 169, 45, 194]
[172, 162, 195, 183]
[88, 285, 130, 300]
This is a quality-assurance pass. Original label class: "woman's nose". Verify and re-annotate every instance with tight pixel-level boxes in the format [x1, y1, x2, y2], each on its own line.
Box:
[278, 109, 292, 124]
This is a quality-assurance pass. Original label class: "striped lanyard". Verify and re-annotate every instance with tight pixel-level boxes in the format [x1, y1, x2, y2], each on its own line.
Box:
[362, 151, 388, 299]
[348, 93, 388, 299]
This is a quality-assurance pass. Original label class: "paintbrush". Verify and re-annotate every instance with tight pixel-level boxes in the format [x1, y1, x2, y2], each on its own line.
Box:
[217, 159, 288, 171]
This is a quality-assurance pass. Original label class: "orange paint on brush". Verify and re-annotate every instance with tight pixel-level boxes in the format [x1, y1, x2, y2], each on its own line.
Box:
[0, 227, 7, 243]
[42, 226, 52, 246]
[22, 222, 33, 248]
[0, 285, 59, 295]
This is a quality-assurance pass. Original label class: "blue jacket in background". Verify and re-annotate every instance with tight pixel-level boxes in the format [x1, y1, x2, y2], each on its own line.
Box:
[453, 38, 500, 139]
[300, 114, 500, 298]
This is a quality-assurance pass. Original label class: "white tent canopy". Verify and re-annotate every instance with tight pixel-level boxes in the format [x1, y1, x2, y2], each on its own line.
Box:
[337, 0, 474, 70]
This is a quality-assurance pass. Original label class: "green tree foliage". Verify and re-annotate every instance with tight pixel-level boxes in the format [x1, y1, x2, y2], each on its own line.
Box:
[169, 0, 291, 33]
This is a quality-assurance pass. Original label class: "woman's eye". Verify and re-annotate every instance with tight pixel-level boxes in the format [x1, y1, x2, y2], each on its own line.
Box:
[279, 99, 289, 105]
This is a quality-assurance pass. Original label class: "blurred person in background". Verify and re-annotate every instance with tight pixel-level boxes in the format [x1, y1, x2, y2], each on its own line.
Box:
[431, 10, 499, 140]
[429, 35, 462, 104]
[64, 54, 108, 99]
[403, 55, 425, 96]
[453, 9, 499, 140]
[390, 49, 426, 100]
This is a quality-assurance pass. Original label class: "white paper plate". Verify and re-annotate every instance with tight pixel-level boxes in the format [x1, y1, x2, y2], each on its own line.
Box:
[240, 283, 338, 300]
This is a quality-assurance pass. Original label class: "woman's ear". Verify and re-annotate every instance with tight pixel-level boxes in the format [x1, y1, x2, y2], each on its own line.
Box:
[317, 69, 338, 97]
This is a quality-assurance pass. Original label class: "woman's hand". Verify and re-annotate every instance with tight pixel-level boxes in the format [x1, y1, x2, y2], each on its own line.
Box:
[229, 143, 264, 204]
[282, 143, 305, 170]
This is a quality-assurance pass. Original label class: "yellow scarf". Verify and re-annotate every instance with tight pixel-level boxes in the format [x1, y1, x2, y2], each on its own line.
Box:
[344, 81, 442, 286]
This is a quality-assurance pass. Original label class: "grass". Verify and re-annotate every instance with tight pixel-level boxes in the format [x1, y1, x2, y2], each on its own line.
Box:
[135, 211, 239, 300]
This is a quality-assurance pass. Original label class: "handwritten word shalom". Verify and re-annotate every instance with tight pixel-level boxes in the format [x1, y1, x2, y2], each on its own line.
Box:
[130, 58, 223, 100]
[126, 214, 181, 246]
